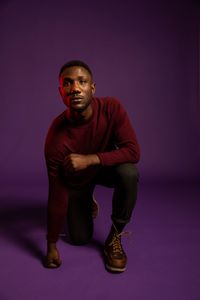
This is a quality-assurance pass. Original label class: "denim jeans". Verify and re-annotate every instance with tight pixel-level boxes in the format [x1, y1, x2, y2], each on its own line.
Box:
[66, 163, 139, 245]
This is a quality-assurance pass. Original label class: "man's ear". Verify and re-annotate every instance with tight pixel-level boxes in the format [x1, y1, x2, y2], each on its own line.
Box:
[92, 83, 96, 95]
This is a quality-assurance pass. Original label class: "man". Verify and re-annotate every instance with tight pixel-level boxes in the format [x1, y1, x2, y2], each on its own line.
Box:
[44, 60, 140, 273]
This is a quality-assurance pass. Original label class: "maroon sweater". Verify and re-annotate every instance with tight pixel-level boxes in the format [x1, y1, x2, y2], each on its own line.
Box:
[45, 97, 140, 242]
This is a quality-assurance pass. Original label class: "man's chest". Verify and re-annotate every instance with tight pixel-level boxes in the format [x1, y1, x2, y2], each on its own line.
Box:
[62, 114, 114, 154]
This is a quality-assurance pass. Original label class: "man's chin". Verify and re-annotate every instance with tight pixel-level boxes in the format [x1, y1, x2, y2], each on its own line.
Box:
[70, 102, 91, 112]
[71, 106, 85, 112]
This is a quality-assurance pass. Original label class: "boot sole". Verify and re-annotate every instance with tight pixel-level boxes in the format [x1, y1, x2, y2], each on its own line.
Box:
[104, 250, 126, 273]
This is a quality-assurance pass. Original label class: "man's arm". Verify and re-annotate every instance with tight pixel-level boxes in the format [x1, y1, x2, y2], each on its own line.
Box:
[44, 168, 68, 267]
[96, 100, 140, 166]
[44, 154, 100, 268]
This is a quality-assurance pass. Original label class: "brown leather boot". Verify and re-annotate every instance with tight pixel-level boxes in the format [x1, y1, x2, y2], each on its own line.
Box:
[92, 196, 99, 219]
[104, 224, 128, 273]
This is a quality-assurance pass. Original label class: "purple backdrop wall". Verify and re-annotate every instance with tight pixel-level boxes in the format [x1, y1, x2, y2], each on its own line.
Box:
[0, 0, 199, 185]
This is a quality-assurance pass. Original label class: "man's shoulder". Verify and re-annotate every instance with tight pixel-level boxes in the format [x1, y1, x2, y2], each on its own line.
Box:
[45, 111, 68, 143]
[45, 111, 67, 155]
[94, 97, 122, 110]
[48, 110, 67, 130]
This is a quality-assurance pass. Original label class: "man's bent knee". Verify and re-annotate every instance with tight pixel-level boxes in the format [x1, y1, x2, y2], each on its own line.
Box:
[115, 163, 139, 182]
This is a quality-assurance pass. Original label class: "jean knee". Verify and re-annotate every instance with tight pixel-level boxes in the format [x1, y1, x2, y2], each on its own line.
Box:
[115, 163, 139, 183]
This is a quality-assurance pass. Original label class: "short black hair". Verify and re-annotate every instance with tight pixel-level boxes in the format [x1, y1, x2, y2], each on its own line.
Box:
[59, 60, 93, 79]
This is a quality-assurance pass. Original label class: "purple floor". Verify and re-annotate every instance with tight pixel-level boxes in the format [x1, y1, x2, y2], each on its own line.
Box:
[0, 182, 200, 300]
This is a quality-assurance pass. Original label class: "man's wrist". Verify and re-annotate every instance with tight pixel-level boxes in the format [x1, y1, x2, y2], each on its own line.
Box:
[47, 241, 57, 251]
[87, 154, 101, 166]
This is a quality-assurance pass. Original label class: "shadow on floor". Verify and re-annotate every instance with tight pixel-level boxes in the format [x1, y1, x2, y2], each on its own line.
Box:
[0, 196, 105, 264]
[0, 196, 46, 263]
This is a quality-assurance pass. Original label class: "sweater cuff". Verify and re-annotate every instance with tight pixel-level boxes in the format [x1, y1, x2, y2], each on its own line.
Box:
[46, 234, 59, 243]
[96, 153, 105, 166]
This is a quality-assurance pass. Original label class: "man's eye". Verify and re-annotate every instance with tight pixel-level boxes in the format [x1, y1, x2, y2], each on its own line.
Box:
[79, 80, 87, 84]
[63, 81, 71, 86]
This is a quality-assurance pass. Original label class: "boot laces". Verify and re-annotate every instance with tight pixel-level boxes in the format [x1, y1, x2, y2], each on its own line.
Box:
[109, 231, 130, 254]
[109, 232, 123, 254]
[110, 222, 131, 253]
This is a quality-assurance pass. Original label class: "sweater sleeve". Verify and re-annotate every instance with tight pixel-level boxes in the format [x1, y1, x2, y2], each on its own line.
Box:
[45, 161, 68, 243]
[96, 99, 140, 166]
[44, 127, 69, 243]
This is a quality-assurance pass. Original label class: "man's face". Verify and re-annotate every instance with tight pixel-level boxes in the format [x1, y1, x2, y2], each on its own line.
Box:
[59, 66, 95, 112]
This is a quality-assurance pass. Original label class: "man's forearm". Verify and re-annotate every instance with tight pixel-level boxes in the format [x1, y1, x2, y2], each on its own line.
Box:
[97, 144, 140, 167]
[86, 154, 101, 166]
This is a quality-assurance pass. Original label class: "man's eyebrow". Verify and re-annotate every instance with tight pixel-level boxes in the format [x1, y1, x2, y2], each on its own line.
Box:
[63, 77, 72, 81]
[63, 76, 87, 81]
[62, 77, 73, 83]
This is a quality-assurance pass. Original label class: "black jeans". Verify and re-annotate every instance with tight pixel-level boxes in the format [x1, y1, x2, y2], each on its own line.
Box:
[66, 163, 139, 245]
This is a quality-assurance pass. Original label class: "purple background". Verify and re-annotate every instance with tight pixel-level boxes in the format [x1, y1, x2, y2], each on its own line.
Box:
[0, 0, 199, 185]
[0, 1, 200, 300]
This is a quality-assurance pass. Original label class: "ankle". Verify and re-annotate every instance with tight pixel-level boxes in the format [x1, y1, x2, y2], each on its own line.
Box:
[106, 222, 125, 243]
[112, 222, 126, 234]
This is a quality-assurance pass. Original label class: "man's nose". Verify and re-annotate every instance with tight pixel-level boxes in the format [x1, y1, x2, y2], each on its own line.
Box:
[70, 81, 80, 93]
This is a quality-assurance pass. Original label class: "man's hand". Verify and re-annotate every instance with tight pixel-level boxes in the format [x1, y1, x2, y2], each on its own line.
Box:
[44, 242, 62, 268]
[64, 154, 100, 172]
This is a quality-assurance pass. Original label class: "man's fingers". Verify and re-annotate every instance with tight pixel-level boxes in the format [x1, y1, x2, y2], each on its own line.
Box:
[44, 257, 62, 268]
[64, 155, 81, 172]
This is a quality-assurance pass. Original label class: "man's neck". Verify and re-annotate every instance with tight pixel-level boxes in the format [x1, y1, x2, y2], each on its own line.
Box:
[67, 105, 93, 125]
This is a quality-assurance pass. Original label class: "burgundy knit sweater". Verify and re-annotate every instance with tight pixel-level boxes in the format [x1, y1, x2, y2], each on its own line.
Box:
[45, 97, 140, 242]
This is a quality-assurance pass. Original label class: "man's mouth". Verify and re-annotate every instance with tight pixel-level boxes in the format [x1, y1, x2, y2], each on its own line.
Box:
[70, 97, 84, 105]
[72, 100, 82, 104]
[71, 97, 82, 101]
[70, 95, 83, 101]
